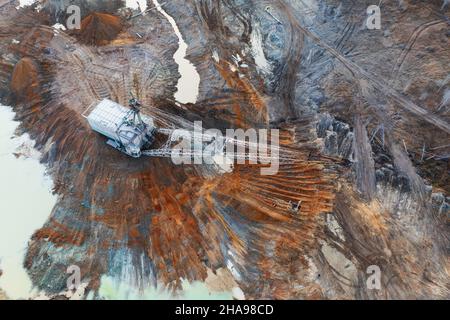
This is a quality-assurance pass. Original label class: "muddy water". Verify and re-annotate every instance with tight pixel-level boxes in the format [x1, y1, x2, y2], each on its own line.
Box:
[151, 0, 200, 104]
[17, 0, 36, 8]
[0, 105, 56, 299]
[98, 275, 234, 300]
[125, 0, 147, 12]
[250, 28, 272, 74]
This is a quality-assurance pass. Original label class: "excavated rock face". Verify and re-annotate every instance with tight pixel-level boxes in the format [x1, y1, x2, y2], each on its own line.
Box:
[0, 0, 448, 299]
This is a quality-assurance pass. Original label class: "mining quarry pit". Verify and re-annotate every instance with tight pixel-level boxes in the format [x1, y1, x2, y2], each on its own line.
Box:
[0, 0, 448, 300]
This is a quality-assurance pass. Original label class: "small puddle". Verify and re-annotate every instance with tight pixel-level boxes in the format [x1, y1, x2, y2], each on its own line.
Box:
[16, 0, 37, 8]
[125, 0, 147, 12]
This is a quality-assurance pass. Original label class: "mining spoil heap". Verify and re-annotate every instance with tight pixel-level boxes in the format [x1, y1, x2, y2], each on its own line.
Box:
[0, 0, 448, 299]
[76, 12, 123, 46]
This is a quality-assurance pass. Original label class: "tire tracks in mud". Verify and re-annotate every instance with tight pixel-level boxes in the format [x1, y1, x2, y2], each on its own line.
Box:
[222, 0, 252, 41]
[278, 0, 450, 135]
[390, 19, 448, 82]
[267, 2, 304, 118]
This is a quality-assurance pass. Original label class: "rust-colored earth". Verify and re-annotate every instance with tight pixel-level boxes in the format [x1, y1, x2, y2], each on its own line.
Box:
[76, 12, 123, 46]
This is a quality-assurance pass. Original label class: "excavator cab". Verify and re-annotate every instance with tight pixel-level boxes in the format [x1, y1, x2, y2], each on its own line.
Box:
[85, 98, 156, 158]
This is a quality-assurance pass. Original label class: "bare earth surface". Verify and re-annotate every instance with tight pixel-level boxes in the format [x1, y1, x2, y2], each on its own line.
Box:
[0, 0, 448, 299]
